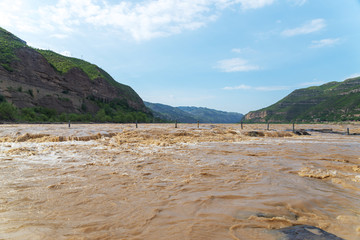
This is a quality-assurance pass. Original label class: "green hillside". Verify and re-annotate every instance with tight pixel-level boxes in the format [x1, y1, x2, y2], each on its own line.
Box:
[36, 49, 140, 102]
[0, 27, 152, 123]
[244, 77, 360, 123]
[0, 27, 27, 71]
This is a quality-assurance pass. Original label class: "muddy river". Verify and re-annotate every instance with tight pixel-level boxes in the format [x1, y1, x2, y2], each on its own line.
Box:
[0, 123, 359, 239]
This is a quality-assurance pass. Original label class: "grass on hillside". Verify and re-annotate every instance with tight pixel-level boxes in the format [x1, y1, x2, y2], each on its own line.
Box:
[36, 50, 105, 80]
[0, 27, 27, 71]
[0, 94, 155, 123]
[0, 26, 141, 103]
[245, 77, 360, 123]
[36, 49, 141, 102]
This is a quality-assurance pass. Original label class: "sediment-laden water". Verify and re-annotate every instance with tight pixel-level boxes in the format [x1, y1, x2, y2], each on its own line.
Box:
[0, 123, 359, 240]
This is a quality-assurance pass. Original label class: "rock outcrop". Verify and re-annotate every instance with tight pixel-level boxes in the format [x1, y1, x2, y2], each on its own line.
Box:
[0, 27, 148, 116]
[278, 225, 344, 240]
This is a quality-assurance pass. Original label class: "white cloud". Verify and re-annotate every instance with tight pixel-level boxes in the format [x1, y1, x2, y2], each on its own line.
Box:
[223, 84, 252, 90]
[223, 84, 290, 91]
[0, 0, 276, 41]
[0, 0, 40, 33]
[310, 38, 340, 48]
[216, 0, 275, 10]
[232, 0, 275, 10]
[216, 58, 260, 72]
[50, 34, 69, 39]
[231, 47, 255, 54]
[242, 0, 275, 9]
[232, 48, 243, 53]
[282, 19, 326, 37]
[37, 0, 219, 40]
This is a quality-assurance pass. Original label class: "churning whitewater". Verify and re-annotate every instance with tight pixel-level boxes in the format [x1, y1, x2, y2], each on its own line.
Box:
[0, 123, 359, 239]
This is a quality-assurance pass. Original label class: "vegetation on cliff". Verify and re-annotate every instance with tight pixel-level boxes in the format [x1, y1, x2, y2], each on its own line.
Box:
[244, 77, 360, 123]
[36, 50, 140, 102]
[0, 93, 156, 123]
[0, 27, 26, 72]
[0, 27, 154, 123]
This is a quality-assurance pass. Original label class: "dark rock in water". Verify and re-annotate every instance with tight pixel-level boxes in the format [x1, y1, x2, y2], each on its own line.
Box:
[245, 131, 265, 137]
[294, 129, 311, 135]
[256, 213, 277, 218]
[278, 225, 345, 240]
[256, 212, 298, 221]
[311, 128, 333, 133]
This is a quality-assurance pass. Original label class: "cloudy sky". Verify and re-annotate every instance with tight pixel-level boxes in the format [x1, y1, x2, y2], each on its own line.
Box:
[1, 0, 359, 113]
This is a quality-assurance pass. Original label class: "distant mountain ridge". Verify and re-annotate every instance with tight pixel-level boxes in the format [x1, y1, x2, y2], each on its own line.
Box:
[244, 77, 360, 123]
[145, 102, 244, 123]
[0, 27, 152, 122]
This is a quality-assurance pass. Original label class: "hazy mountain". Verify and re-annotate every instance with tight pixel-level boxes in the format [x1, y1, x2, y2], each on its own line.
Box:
[145, 102, 243, 123]
[144, 102, 197, 123]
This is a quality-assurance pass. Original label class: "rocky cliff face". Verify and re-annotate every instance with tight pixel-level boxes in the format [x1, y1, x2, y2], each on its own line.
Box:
[0, 47, 147, 115]
[243, 110, 271, 122]
[244, 77, 360, 123]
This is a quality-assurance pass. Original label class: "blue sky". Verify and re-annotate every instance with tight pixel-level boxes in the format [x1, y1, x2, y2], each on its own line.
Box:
[1, 0, 359, 114]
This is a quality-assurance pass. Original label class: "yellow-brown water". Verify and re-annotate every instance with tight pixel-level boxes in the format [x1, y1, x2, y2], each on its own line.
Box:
[0, 123, 359, 240]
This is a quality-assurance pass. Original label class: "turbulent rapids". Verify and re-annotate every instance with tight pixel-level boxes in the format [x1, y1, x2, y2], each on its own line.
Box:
[0, 123, 360, 239]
